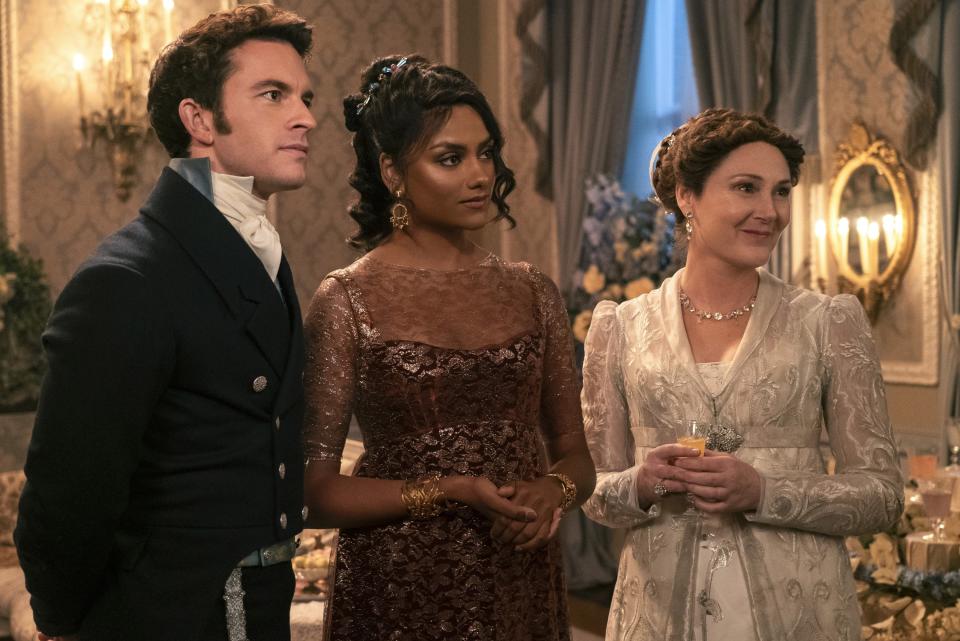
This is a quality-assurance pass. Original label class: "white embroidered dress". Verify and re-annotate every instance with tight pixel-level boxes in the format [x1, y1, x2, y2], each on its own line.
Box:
[581, 268, 903, 641]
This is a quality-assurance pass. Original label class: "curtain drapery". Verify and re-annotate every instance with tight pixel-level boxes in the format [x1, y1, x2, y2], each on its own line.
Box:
[543, 0, 645, 293]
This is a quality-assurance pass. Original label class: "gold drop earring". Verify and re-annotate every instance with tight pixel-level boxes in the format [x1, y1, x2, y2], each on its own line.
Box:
[390, 189, 410, 231]
[684, 212, 694, 240]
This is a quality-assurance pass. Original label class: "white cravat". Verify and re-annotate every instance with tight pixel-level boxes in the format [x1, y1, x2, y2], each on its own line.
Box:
[211, 172, 282, 282]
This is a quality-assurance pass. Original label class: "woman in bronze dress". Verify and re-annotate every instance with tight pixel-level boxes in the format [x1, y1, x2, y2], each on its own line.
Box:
[302, 55, 596, 641]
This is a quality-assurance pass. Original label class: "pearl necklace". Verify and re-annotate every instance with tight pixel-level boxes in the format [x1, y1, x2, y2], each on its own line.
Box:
[678, 286, 756, 322]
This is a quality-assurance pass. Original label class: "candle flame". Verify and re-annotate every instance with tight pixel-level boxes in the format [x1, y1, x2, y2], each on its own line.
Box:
[856, 217, 869, 235]
[102, 33, 113, 62]
[163, 0, 174, 10]
[72, 53, 87, 72]
[814, 219, 827, 239]
[868, 222, 880, 240]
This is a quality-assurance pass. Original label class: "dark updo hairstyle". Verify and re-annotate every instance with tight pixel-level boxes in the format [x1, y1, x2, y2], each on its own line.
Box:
[650, 107, 805, 237]
[148, 4, 313, 158]
[343, 54, 516, 251]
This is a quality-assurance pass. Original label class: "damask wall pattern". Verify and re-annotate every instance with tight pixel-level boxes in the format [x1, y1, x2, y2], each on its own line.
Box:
[271, 0, 446, 304]
[817, 0, 942, 422]
[8, 0, 446, 302]
[12, 0, 224, 294]
[495, 0, 558, 282]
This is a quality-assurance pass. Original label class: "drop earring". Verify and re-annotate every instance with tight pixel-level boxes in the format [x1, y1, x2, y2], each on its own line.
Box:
[684, 212, 694, 240]
[390, 190, 410, 231]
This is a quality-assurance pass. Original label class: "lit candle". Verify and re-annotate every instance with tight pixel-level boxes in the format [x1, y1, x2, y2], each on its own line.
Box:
[163, 0, 174, 44]
[868, 221, 881, 278]
[137, 0, 150, 58]
[814, 219, 828, 281]
[882, 214, 898, 260]
[856, 216, 869, 275]
[72, 53, 87, 115]
[102, 27, 114, 103]
[837, 217, 850, 268]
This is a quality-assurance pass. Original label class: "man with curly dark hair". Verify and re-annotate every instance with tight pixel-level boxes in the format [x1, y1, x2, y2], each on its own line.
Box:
[15, 5, 315, 640]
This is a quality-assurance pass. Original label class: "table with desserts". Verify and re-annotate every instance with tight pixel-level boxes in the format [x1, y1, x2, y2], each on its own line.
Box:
[289, 528, 334, 641]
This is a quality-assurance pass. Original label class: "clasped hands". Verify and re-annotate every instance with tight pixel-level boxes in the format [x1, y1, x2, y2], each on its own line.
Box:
[455, 475, 563, 552]
[636, 444, 762, 513]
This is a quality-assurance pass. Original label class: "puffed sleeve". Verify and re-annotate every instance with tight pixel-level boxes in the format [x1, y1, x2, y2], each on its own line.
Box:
[531, 267, 584, 440]
[302, 275, 358, 465]
[747, 295, 903, 535]
[581, 300, 660, 528]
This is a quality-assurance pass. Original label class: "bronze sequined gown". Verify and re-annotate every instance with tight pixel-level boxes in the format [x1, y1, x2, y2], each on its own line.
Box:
[302, 253, 582, 641]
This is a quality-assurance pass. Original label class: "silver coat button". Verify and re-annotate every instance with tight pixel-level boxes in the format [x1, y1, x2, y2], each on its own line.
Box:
[274, 417, 281, 430]
[301, 505, 309, 520]
[252, 376, 268, 392]
[278, 463, 286, 479]
[279, 512, 287, 529]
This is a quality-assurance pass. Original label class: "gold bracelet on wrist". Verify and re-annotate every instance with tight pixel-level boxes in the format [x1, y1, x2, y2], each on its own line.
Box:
[545, 472, 577, 513]
[400, 474, 446, 520]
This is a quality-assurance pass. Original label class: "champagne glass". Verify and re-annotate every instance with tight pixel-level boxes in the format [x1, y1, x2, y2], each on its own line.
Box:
[676, 420, 707, 513]
[677, 420, 707, 457]
[920, 477, 954, 541]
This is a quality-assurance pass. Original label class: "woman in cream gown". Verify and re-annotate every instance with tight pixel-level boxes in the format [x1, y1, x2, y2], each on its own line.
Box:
[581, 108, 903, 641]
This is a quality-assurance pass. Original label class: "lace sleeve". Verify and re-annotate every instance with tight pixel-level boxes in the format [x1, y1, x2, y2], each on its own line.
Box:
[532, 267, 584, 440]
[747, 295, 903, 535]
[302, 275, 358, 465]
[580, 301, 660, 528]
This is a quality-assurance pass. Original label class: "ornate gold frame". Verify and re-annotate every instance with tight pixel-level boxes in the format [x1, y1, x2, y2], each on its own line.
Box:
[827, 122, 916, 323]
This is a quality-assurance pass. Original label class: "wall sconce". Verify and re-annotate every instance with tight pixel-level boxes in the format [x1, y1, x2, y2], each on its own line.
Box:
[71, 1, 242, 200]
[812, 123, 916, 323]
[71, 0, 177, 201]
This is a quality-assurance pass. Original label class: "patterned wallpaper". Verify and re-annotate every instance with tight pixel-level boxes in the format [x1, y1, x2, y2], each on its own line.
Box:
[817, 0, 943, 426]
[495, 0, 558, 282]
[272, 0, 446, 304]
[6, 0, 447, 304]
[11, 0, 200, 294]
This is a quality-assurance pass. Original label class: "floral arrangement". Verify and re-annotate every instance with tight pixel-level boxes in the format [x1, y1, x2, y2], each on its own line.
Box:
[567, 174, 681, 344]
[850, 491, 960, 639]
[0, 226, 51, 412]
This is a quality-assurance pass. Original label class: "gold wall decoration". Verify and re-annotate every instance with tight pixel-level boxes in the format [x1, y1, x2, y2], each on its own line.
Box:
[71, 0, 180, 201]
[819, 122, 916, 323]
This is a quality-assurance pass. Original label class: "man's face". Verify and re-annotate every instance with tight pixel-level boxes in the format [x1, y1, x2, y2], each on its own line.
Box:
[203, 39, 316, 198]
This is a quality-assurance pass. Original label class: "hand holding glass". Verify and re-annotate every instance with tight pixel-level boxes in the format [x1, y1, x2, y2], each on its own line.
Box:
[677, 420, 707, 457]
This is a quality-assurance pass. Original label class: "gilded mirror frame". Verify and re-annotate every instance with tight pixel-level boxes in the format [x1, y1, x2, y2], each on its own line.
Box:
[827, 122, 916, 322]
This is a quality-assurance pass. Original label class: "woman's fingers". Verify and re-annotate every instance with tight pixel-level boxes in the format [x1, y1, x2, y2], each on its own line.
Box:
[546, 508, 562, 539]
[685, 483, 729, 501]
[650, 443, 703, 461]
[515, 519, 553, 551]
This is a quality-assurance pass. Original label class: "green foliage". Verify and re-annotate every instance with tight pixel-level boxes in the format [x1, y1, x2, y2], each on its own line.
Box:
[0, 227, 51, 412]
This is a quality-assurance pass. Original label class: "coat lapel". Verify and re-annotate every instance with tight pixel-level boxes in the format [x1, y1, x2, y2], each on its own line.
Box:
[657, 267, 782, 399]
[658, 269, 713, 398]
[141, 168, 291, 377]
[719, 269, 782, 393]
[273, 255, 305, 416]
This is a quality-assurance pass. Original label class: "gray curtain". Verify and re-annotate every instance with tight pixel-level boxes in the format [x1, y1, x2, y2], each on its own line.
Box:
[893, 0, 959, 416]
[685, 0, 818, 282]
[546, 0, 646, 293]
[928, 0, 960, 415]
[684, 0, 817, 149]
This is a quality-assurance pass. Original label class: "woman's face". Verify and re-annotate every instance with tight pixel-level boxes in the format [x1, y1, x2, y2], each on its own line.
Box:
[394, 104, 496, 232]
[677, 141, 793, 270]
